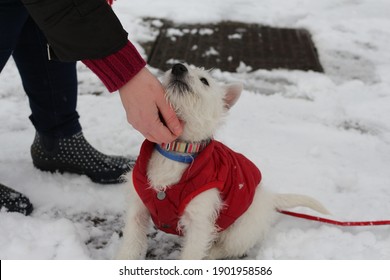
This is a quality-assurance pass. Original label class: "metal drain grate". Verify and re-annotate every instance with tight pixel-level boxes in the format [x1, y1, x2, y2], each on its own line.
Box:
[145, 21, 323, 73]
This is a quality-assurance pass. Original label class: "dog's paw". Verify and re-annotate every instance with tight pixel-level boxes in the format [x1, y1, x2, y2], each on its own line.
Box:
[115, 249, 142, 260]
[114, 254, 139, 260]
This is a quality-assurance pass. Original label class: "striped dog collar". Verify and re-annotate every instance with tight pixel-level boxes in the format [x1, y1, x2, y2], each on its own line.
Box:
[159, 139, 211, 154]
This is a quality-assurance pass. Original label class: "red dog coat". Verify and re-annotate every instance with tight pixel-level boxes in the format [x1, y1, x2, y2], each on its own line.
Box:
[132, 140, 262, 235]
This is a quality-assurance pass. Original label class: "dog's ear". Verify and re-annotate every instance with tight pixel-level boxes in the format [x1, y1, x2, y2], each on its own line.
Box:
[223, 83, 243, 109]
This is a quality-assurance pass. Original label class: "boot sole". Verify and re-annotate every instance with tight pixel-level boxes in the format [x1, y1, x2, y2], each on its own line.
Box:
[32, 160, 127, 185]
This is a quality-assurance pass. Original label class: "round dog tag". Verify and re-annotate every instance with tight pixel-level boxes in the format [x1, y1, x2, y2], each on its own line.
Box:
[157, 191, 166, 200]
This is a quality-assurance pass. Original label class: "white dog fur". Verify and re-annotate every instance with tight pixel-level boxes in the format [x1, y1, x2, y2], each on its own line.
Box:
[116, 64, 329, 260]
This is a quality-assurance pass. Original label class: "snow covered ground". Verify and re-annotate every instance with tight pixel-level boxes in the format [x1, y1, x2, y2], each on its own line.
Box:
[1, 0, 390, 260]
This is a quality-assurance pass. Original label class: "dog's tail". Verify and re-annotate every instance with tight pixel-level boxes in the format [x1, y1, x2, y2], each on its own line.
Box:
[273, 193, 330, 215]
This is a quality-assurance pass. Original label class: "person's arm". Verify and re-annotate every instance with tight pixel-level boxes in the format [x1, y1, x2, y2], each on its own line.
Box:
[82, 44, 183, 143]
[21, 0, 182, 143]
[21, 0, 127, 61]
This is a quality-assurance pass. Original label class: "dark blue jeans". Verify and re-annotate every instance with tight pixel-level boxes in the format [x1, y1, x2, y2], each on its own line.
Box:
[0, 0, 81, 138]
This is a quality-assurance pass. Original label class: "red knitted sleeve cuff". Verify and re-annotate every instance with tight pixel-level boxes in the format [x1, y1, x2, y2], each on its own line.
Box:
[82, 41, 146, 93]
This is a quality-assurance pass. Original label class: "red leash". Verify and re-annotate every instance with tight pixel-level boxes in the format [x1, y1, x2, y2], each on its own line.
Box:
[278, 210, 390, 227]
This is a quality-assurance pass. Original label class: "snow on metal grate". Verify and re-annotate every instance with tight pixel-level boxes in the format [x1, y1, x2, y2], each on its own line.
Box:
[145, 21, 323, 73]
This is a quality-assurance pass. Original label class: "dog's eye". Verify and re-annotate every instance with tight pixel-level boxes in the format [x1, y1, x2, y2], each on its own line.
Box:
[200, 77, 209, 86]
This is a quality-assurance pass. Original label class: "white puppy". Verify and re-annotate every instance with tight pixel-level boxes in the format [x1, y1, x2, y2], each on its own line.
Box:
[116, 63, 329, 260]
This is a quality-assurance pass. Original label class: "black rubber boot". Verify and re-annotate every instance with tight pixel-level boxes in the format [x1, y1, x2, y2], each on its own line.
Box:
[0, 183, 33, 216]
[31, 132, 135, 184]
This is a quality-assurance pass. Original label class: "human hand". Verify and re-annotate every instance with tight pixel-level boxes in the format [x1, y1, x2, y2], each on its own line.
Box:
[119, 67, 183, 144]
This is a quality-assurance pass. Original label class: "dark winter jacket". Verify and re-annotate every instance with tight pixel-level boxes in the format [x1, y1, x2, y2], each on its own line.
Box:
[132, 140, 262, 235]
[21, 0, 128, 61]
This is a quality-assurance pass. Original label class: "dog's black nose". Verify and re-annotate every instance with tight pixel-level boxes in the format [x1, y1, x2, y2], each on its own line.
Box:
[171, 63, 188, 77]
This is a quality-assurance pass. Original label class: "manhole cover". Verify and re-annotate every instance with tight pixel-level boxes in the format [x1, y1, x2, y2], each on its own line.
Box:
[144, 21, 323, 73]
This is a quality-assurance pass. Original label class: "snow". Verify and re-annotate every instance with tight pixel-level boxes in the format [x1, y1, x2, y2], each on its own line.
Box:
[1, 0, 390, 260]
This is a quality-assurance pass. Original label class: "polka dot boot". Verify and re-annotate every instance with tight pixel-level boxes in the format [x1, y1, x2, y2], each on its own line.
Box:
[0, 183, 33, 216]
[31, 132, 135, 184]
